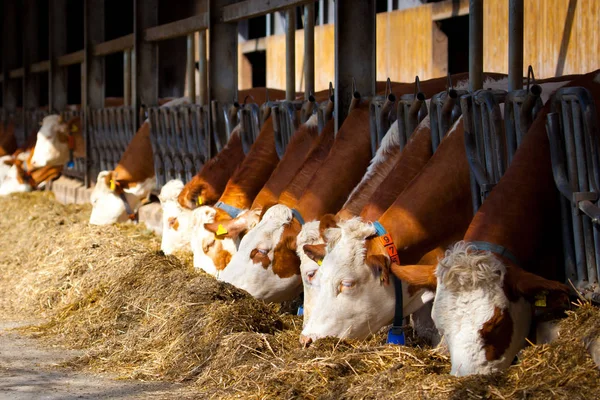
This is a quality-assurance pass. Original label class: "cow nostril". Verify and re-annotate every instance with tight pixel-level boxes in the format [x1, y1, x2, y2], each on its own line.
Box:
[299, 334, 313, 347]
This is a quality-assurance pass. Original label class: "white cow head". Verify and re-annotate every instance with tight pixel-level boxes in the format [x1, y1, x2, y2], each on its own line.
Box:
[397, 241, 569, 376]
[89, 171, 155, 225]
[0, 161, 32, 196]
[29, 115, 69, 168]
[190, 206, 235, 275]
[159, 179, 193, 255]
[218, 204, 302, 302]
[300, 218, 432, 343]
[296, 221, 324, 324]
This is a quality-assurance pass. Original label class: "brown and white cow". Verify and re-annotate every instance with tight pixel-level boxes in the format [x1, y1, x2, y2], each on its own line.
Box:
[394, 72, 600, 376]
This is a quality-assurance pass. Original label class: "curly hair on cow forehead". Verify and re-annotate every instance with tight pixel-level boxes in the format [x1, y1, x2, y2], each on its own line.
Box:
[437, 241, 506, 292]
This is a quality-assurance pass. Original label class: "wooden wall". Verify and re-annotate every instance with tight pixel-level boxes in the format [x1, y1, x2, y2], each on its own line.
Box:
[484, 0, 600, 78]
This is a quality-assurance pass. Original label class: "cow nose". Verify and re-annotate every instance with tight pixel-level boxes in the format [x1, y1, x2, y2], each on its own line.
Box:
[299, 334, 313, 347]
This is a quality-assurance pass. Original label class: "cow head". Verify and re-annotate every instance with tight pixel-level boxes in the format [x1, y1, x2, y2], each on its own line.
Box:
[159, 179, 193, 255]
[29, 115, 70, 168]
[89, 171, 155, 225]
[189, 206, 237, 275]
[177, 175, 223, 210]
[0, 160, 32, 196]
[397, 241, 569, 376]
[300, 218, 432, 344]
[218, 204, 303, 302]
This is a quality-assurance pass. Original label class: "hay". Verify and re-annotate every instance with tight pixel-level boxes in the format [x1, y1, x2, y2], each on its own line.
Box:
[1, 192, 600, 399]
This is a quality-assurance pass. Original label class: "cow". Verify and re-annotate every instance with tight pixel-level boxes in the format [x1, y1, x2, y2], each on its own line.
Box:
[393, 72, 600, 376]
[160, 125, 246, 254]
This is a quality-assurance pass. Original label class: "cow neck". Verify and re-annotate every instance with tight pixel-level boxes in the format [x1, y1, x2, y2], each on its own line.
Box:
[217, 117, 279, 211]
[359, 121, 433, 222]
[278, 118, 336, 208]
[378, 118, 472, 264]
[294, 102, 373, 221]
[113, 121, 155, 183]
[252, 120, 319, 209]
[465, 74, 600, 273]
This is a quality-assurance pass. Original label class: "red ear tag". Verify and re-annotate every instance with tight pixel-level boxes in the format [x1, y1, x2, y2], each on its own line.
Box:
[379, 233, 400, 264]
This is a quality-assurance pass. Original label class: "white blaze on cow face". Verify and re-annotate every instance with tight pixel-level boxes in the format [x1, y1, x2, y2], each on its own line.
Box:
[431, 242, 531, 376]
[30, 115, 69, 168]
[89, 171, 155, 225]
[219, 204, 302, 302]
[300, 218, 430, 341]
[159, 180, 193, 255]
[296, 221, 323, 323]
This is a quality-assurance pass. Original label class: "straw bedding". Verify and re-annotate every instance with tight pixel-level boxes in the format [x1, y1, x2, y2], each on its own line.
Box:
[0, 192, 599, 399]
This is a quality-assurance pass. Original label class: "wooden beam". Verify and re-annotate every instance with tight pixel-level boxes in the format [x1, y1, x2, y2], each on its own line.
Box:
[23, 0, 40, 111]
[144, 13, 208, 42]
[83, 0, 105, 110]
[221, 0, 315, 22]
[431, 0, 469, 21]
[239, 37, 267, 54]
[93, 34, 134, 57]
[31, 60, 50, 74]
[133, 0, 159, 121]
[2, 0, 19, 111]
[49, 0, 68, 112]
[57, 50, 85, 67]
[9, 68, 25, 79]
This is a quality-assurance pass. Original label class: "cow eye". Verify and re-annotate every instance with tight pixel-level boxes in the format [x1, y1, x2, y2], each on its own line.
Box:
[306, 269, 317, 282]
[339, 280, 356, 292]
[257, 248, 268, 255]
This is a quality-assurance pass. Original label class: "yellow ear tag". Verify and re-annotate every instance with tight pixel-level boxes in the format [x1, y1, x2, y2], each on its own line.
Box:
[197, 196, 203, 206]
[216, 224, 228, 236]
[317, 260, 322, 266]
[109, 179, 116, 191]
[534, 293, 547, 307]
[70, 125, 78, 133]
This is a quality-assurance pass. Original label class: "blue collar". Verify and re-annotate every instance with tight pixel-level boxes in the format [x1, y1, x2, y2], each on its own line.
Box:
[291, 208, 305, 225]
[372, 221, 405, 345]
[214, 201, 243, 219]
[470, 241, 521, 267]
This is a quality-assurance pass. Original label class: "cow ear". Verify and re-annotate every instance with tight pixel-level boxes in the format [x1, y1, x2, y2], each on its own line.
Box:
[303, 244, 326, 265]
[390, 264, 437, 294]
[366, 254, 391, 285]
[272, 235, 301, 277]
[504, 265, 570, 307]
[319, 214, 338, 238]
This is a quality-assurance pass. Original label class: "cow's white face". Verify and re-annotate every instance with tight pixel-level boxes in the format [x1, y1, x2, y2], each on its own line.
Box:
[30, 115, 68, 168]
[431, 242, 532, 376]
[89, 171, 155, 225]
[218, 204, 302, 302]
[300, 218, 432, 342]
[296, 221, 324, 324]
[159, 180, 192, 255]
[189, 206, 236, 276]
[0, 164, 31, 196]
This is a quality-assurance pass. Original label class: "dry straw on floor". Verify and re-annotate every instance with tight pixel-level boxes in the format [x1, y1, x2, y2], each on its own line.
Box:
[1, 192, 599, 399]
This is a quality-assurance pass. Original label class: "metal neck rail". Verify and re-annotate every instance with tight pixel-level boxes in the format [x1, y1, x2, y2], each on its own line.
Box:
[396, 76, 428, 151]
[429, 76, 468, 152]
[369, 78, 397, 157]
[546, 87, 600, 295]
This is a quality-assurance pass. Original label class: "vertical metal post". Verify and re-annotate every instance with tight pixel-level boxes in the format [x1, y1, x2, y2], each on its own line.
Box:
[508, 0, 524, 92]
[123, 49, 132, 106]
[334, 0, 376, 131]
[84, 0, 105, 187]
[286, 8, 296, 101]
[318, 0, 325, 25]
[2, 0, 19, 112]
[198, 30, 208, 106]
[187, 34, 196, 103]
[469, 0, 484, 91]
[133, 0, 159, 127]
[304, 3, 315, 100]
[49, 0, 68, 112]
[23, 0, 40, 112]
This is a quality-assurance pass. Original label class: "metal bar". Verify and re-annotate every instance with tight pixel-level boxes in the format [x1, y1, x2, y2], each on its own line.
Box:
[198, 31, 208, 106]
[94, 34, 134, 57]
[49, 0, 67, 113]
[286, 8, 296, 101]
[239, 37, 267, 54]
[57, 50, 85, 67]
[508, 0, 523, 92]
[134, 0, 159, 127]
[304, 3, 315, 99]
[222, 0, 315, 22]
[335, 0, 375, 131]
[469, 0, 483, 91]
[431, 0, 470, 21]
[144, 13, 208, 42]
[187, 34, 196, 103]
[124, 50, 132, 106]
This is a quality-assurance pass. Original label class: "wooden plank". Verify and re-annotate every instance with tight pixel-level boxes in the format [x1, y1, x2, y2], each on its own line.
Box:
[57, 50, 85, 67]
[144, 13, 208, 42]
[221, 0, 315, 22]
[239, 37, 267, 53]
[9, 68, 25, 79]
[94, 34, 134, 57]
[431, 0, 469, 21]
[30, 60, 51, 74]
